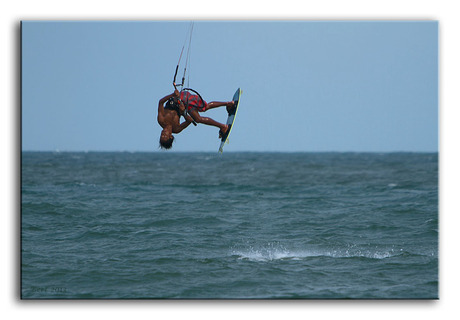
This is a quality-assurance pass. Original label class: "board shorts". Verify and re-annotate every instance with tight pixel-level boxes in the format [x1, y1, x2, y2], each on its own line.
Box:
[180, 91, 207, 112]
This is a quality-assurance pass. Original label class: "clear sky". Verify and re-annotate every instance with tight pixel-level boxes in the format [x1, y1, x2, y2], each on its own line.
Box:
[21, 20, 438, 152]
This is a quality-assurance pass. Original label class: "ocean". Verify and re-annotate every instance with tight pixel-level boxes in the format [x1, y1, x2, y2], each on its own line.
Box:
[21, 152, 438, 299]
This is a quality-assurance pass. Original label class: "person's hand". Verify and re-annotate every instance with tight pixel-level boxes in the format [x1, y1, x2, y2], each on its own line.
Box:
[178, 100, 185, 113]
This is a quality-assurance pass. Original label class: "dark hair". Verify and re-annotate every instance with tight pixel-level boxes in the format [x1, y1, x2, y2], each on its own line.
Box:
[159, 136, 174, 150]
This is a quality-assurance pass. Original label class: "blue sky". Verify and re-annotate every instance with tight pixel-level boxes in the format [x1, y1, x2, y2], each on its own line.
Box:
[21, 20, 438, 152]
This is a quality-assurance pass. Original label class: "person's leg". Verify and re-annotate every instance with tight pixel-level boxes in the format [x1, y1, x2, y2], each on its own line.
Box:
[189, 108, 228, 133]
[205, 101, 235, 112]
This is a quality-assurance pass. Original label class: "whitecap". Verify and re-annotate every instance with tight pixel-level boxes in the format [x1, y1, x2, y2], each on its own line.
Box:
[230, 242, 400, 262]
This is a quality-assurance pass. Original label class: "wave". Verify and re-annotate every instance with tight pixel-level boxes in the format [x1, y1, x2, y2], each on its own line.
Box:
[229, 242, 404, 262]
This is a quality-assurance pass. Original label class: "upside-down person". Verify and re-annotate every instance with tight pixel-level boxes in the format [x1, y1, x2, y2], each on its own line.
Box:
[157, 88, 235, 149]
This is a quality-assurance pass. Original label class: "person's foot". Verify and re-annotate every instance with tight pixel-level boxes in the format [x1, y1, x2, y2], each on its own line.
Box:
[219, 125, 229, 139]
[226, 101, 236, 115]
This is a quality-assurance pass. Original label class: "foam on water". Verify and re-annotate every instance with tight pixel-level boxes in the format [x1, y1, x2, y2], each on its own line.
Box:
[230, 242, 402, 262]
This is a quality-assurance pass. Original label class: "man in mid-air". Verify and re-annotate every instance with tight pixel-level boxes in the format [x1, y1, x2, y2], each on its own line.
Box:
[157, 88, 235, 149]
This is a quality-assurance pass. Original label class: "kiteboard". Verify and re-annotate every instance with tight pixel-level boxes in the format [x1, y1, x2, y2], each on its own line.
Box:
[219, 88, 242, 153]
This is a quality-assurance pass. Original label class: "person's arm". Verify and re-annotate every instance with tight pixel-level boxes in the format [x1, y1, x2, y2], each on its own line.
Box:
[158, 92, 175, 114]
[174, 119, 192, 133]
[176, 95, 198, 126]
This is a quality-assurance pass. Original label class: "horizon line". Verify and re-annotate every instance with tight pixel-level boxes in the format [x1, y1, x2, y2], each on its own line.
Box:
[21, 150, 439, 154]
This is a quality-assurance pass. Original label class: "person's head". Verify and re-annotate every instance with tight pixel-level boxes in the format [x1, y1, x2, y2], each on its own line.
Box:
[159, 128, 174, 150]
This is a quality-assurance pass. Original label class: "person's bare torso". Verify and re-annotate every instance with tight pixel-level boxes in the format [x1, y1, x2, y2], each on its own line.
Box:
[158, 109, 181, 133]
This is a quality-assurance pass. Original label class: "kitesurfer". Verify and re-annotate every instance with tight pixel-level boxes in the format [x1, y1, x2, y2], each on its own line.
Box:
[157, 88, 235, 149]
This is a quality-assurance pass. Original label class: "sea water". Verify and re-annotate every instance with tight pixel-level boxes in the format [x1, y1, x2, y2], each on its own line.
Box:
[21, 152, 438, 299]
